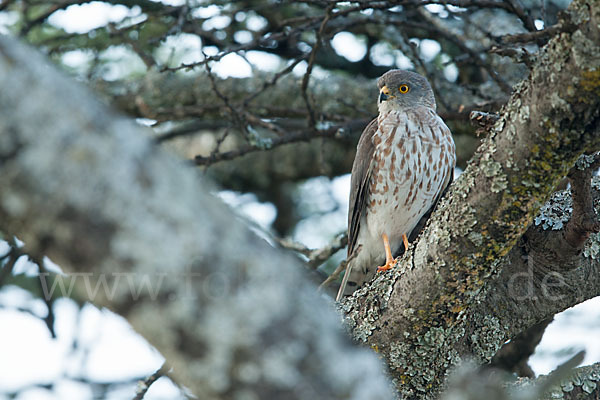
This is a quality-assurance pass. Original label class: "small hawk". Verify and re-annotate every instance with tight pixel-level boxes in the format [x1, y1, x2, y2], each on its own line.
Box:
[337, 70, 456, 300]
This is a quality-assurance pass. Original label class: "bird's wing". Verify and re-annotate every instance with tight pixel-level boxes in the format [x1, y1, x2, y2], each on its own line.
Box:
[407, 167, 454, 244]
[347, 118, 378, 258]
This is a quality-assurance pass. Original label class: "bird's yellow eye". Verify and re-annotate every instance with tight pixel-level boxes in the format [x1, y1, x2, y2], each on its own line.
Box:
[399, 84, 410, 94]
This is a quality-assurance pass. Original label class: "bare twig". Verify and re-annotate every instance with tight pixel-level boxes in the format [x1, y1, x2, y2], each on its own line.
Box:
[415, 9, 514, 94]
[399, 29, 451, 111]
[0, 238, 20, 288]
[498, 21, 574, 45]
[0, 240, 57, 337]
[154, 120, 230, 143]
[301, 5, 335, 128]
[20, 0, 87, 36]
[203, 56, 247, 135]
[277, 232, 348, 269]
[489, 46, 534, 68]
[161, 17, 322, 73]
[133, 363, 168, 400]
[243, 112, 287, 137]
[243, 57, 308, 106]
[36, 259, 57, 338]
[503, 0, 537, 32]
[193, 124, 346, 167]
[469, 110, 500, 136]
[197, 127, 234, 168]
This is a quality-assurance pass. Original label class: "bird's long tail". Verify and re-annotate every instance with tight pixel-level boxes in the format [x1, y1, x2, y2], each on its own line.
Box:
[335, 262, 354, 301]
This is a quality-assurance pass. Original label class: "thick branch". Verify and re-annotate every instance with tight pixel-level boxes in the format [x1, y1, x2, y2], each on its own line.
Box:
[342, 0, 600, 397]
[442, 356, 600, 400]
[509, 359, 600, 400]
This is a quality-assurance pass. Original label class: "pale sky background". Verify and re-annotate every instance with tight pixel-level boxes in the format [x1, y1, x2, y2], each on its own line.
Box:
[0, 2, 598, 400]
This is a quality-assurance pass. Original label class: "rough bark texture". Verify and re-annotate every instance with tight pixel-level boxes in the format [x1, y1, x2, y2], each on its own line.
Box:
[517, 361, 600, 400]
[341, 0, 600, 397]
[441, 356, 600, 400]
[0, 36, 393, 399]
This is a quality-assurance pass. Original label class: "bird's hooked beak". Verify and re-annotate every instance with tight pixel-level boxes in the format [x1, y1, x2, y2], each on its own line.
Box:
[379, 85, 393, 103]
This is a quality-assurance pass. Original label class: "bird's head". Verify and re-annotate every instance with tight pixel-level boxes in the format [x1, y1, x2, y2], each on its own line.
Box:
[377, 70, 436, 113]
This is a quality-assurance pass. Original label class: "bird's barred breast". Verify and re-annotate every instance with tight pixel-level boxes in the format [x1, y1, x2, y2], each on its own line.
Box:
[366, 109, 455, 246]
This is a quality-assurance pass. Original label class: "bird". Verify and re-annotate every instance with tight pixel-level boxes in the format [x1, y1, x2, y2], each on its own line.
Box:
[336, 70, 456, 301]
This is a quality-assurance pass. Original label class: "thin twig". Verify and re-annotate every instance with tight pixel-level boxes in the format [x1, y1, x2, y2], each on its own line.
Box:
[36, 259, 57, 338]
[243, 112, 287, 137]
[277, 232, 348, 269]
[415, 9, 513, 94]
[489, 46, 534, 68]
[399, 28, 451, 111]
[20, 0, 87, 36]
[154, 120, 230, 143]
[133, 363, 168, 400]
[503, 0, 537, 32]
[0, 238, 20, 289]
[201, 127, 234, 168]
[203, 56, 246, 132]
[301, 5, 335, 128]
[193, 124, 345, 167]
[498, 22, 573, 45]
[243, 57, 308, 106]
[469, 110, 500, 136]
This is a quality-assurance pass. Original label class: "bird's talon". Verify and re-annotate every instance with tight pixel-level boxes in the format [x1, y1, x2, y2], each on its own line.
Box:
[377, 258, 398, 272]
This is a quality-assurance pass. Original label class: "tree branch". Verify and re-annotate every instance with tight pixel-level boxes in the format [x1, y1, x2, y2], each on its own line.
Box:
[442, 352, 600, 400]
[341, 0, 600, 397]
[489, 318, 552, 377]
[133, 363, 169, 400]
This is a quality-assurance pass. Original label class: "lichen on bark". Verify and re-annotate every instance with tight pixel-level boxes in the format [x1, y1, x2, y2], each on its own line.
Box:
[341, 0, 600, 397]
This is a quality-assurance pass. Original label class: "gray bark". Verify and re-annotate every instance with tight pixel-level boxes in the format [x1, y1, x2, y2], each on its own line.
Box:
[442, 355, 600, 400]
[536, 362, 600, 399]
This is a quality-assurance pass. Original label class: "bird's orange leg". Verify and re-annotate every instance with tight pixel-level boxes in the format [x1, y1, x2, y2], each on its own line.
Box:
[377, 233, 409, 272]
[377, 233, 396, 272]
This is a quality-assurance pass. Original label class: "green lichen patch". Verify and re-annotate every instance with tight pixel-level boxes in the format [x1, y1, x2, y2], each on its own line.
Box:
[534, 189, 572, 230]
[342, 256, 406, 342]
[479, 143, 509, 194]
[543, 363, 600, 399]
[583, 232, 600, 259]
